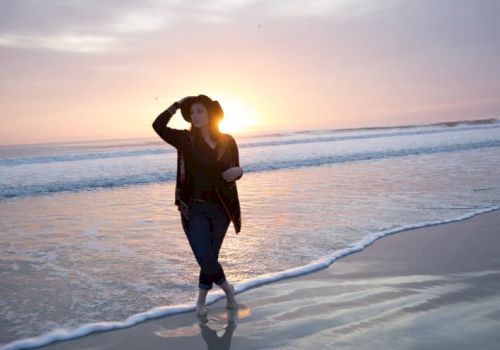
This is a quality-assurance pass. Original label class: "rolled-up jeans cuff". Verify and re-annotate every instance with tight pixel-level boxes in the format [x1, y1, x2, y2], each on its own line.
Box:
[215, 276, 226, 286]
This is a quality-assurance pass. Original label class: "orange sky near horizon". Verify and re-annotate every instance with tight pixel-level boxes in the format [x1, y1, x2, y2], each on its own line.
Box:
[1, 0, 499, 146]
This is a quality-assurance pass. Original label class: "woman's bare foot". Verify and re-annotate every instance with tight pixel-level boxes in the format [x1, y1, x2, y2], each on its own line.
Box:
[195, 303, 208, 317]
[195, 288, 209, 317]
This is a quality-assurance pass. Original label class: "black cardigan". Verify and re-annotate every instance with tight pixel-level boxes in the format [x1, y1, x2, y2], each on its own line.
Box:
[152, 107, 243, 234]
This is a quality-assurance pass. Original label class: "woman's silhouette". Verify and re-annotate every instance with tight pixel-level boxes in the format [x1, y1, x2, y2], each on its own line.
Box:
[152, 95, 243, 317]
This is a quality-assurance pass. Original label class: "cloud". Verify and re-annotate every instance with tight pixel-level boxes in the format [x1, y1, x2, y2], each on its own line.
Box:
[262, 0, 393, 19]
[0, 33, 117, 53]
[0, 0, 176, 53]
[0, 0, 394, 53]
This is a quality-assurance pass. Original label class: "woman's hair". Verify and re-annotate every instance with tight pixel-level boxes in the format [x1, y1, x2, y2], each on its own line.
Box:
[188, 101, 223, 142]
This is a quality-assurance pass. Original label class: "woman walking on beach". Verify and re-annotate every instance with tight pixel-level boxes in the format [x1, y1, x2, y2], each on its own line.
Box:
[152, 95, 243, 317]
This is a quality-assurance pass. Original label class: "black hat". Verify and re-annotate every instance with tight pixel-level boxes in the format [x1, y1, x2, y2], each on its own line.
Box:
[180, 94, 224, 123]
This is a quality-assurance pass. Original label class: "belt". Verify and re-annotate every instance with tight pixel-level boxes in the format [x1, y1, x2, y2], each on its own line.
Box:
[192, 189, 220, 202]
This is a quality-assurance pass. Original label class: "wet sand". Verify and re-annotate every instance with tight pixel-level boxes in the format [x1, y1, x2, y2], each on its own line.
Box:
[37, 209, 500, 350]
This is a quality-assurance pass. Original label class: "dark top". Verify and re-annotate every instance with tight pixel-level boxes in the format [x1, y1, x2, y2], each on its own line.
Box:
[152, 107, 243, 233]
[188, 136, 222, 200]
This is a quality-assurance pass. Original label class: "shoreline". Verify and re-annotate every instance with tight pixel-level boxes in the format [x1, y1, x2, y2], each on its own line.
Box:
[3, 206, 500, 350]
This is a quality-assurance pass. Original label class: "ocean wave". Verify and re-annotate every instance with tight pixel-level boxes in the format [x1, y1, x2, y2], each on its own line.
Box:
[1, 138, 500, 200]
[2, 121, 500, 167]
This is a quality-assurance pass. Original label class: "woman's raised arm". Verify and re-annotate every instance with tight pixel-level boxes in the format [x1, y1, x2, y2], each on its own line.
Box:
[152, 102, 186, 149]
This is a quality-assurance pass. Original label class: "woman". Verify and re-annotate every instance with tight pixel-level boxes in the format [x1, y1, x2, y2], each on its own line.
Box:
[152, 94, 243, 317]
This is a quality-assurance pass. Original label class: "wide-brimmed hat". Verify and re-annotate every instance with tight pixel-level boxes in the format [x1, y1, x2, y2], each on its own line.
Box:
[180, 94, 224, 123]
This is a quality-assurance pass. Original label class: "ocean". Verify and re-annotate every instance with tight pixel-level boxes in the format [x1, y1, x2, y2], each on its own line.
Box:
[1, 119, 500, 349]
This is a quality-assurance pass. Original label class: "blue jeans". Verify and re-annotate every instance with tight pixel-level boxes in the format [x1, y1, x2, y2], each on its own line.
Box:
[181, 199, 231, 290]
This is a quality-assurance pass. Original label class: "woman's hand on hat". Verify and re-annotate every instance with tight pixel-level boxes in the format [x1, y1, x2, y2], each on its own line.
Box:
[221, 167, 243, 182]
[176, 96, 191, 105]
[167, 97, 190, 113]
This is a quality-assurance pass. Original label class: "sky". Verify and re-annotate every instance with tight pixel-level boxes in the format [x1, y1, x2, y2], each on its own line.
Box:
[1, 0, 499, 145]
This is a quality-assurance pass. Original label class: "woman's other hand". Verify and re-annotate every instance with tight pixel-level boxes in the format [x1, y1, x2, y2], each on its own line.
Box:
[221, 167, 243, 182]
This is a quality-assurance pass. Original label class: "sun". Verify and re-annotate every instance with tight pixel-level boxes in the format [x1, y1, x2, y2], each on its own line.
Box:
[216, 97, 258, 134]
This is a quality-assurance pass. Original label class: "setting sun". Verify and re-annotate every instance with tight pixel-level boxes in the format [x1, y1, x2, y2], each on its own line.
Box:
[217, 96, 259, 134]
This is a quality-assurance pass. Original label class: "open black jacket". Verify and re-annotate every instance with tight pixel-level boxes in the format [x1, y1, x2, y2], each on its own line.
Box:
[152, 108, 243, 234]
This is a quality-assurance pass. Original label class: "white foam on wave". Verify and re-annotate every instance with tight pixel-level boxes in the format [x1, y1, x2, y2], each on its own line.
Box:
[2, 205, 500, 350]
[3, 122, 500, 200]
[3, 138, 500, 200]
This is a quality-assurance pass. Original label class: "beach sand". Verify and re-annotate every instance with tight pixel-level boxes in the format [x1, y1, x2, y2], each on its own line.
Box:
[37, 209, 500, 350]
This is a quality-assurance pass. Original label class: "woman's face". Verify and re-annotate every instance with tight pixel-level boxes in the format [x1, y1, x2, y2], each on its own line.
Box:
[190, 102, 210, 128]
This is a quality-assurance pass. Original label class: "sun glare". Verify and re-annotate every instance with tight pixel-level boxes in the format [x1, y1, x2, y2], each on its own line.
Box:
[217, 97, 259, 134]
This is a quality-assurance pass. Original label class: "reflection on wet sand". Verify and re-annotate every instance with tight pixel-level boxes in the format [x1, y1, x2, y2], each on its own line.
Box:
[152, 304, 252, 350]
